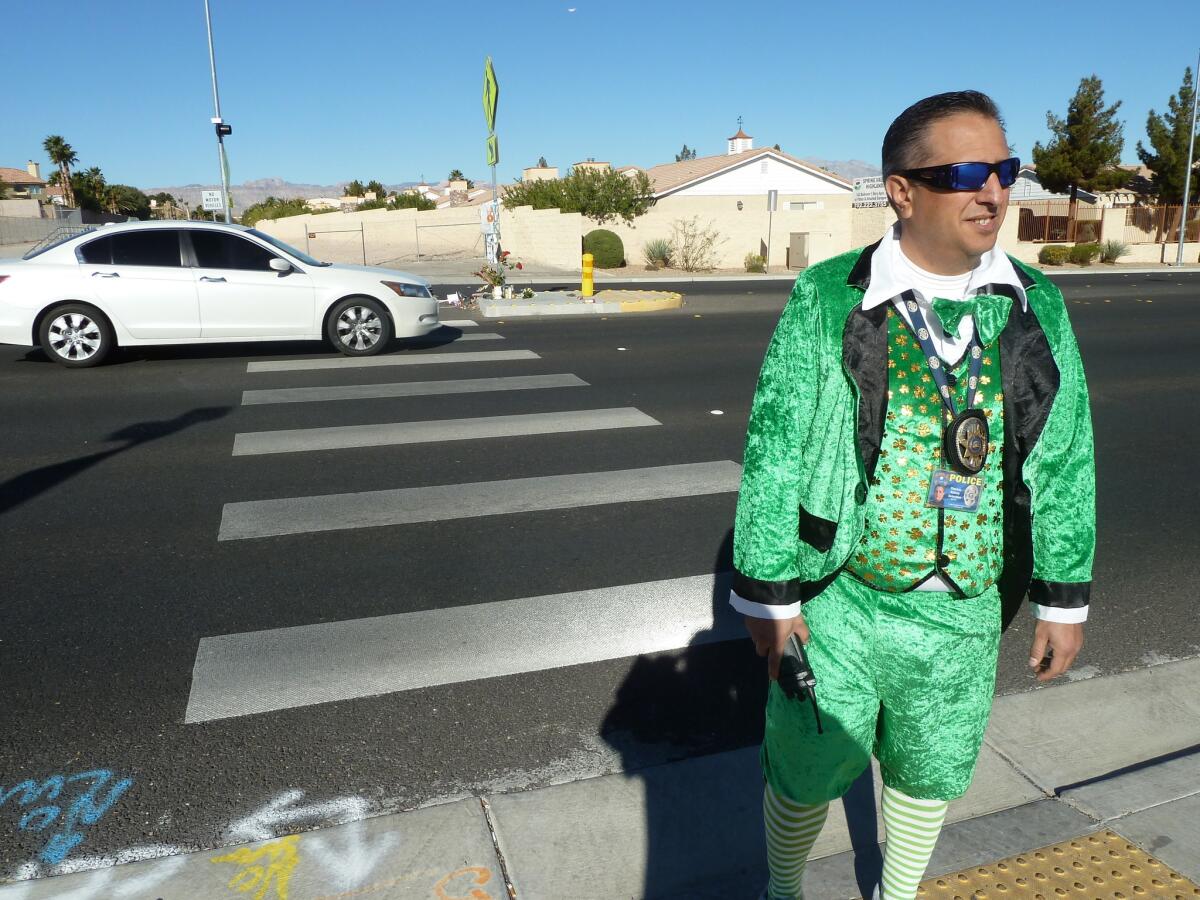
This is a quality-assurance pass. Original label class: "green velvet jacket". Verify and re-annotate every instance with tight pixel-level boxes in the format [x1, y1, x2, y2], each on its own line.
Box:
[732, 239, 1096, 629]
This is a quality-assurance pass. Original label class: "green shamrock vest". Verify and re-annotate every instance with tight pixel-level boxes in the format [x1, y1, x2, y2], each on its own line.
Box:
[846, 305, 1005, 596]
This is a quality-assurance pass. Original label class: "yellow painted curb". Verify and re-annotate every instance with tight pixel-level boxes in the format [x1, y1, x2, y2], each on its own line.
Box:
[594, 289, 684, 313]
[917, 830, 1200, 898]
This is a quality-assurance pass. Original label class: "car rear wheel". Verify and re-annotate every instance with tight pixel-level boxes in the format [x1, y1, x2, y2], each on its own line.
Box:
[39, 303, 114, 368]
[326, 297, 392, 356]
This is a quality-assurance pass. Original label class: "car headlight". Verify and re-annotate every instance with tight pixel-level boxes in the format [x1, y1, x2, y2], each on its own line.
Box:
[381, 281, 432, 299]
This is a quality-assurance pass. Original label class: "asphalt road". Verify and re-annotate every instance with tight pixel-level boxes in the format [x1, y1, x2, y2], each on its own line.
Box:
[0, 270, 1197, 876]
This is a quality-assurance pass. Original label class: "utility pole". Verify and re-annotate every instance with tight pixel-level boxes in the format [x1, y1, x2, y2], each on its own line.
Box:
[1176, 48, 1200, 266]
[204, 0, 233, 224]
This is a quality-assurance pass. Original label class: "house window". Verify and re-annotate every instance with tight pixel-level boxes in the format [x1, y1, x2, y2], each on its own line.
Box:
[788, 201, 824, 211]
[760, 161, 768, 174]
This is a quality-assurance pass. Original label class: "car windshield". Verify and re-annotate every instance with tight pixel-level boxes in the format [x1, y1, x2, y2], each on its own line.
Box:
[247, 229, 330, 266]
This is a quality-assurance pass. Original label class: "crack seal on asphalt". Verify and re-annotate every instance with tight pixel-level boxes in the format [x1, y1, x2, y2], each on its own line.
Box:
[479, 796, 518, 899]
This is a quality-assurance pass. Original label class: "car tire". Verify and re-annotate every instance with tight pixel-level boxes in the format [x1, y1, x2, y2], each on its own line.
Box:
[38, 303, 114, 368]
[326, 297, 393, 356]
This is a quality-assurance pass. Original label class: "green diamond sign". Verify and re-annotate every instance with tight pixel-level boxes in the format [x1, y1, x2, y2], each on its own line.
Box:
[482, 57, 499, 134]
[486, 134, 499, 167]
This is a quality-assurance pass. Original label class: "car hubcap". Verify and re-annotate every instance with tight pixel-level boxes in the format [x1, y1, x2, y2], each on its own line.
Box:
[49, 313, 101, 360]
[336, 306, 382, 351]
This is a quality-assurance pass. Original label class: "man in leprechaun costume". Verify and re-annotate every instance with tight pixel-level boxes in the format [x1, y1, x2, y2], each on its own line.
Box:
[732, 91, 1095, 900]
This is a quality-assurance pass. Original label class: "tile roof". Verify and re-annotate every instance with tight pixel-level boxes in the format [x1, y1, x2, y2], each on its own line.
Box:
[644, 148, 852, 196]
[728, 128, 751, 140]
[0, 167, 45, 186]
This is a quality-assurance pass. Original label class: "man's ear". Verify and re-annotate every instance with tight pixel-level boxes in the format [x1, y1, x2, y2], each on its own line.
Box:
[886, 174, 914, 220]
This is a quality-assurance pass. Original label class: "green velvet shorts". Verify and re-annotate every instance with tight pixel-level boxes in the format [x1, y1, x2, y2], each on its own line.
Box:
[762, 572, 1001, 804]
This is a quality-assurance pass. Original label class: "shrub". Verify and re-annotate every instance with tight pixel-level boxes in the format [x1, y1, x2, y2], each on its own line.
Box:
[669, 216, 726, 272]
[1100, 239, 1129, 263]
[584, 229, 624, 268]
[1069, 243, 1101, 265]
[1075, 221, 1100, 243]
[744, 252, 767, 273]
[1038, 245, 1070, 266]
[642, 237, 672, 268]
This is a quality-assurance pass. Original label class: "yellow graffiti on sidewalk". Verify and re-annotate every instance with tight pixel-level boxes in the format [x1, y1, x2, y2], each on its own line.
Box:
[212, 834, 301, 900]
[433, 866, 493, 900]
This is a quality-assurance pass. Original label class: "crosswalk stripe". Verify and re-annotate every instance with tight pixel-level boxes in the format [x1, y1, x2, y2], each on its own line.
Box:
[411, 332, 504, 342]
[183, 572, 741, 723]
[217, 459, 742, 541]
[241, 374, 589, 406]
[231, 407, 659, 456]
[438, 319, 479, 327]
[246, 349, 539, 373]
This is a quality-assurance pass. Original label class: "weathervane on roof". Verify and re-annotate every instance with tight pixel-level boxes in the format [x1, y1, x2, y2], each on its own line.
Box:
[737, 115, 743, 130]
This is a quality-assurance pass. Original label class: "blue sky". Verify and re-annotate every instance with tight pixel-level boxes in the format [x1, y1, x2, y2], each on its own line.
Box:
[4, 0, 1198, 189]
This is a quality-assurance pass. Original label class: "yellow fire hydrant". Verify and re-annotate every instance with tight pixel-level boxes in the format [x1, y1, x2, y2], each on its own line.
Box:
[581, 253, 594, 297]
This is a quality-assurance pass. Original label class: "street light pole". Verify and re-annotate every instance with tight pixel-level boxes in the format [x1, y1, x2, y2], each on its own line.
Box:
[204, 0, 232, 224]
[1176, 49, 1200, 266]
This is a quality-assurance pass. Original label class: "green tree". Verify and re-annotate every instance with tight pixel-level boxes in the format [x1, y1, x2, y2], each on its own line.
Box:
[1137, 66, 1199, 204]
[447, 168, 475, 188]
[538, 156, 548, 168]
[675, 144, 697, 162]
[503, 167, 655, 225]
[0, 180, 7, 199]
[42, 135, 78, 207]
[240, 197, 311, 226]
[104, 184, 151, 218]
[1032, 75, 1129, 234]
[70, 166, 107, 212]
[390, 192, 436, 211]
[345, 179, 366, 197]
[366, 179, 385, 198]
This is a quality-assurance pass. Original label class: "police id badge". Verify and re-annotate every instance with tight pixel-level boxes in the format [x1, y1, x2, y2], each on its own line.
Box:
[925, 469, 984, 511]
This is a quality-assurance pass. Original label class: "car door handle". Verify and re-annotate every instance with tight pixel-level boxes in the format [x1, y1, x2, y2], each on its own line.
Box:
[200, 276, 226, 283]
[92, 271, 120, 278]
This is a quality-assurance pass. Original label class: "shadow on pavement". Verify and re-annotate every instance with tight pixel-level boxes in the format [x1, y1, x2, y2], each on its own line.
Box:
[0, 406, 232, 516]
[599, 530, 884, 899]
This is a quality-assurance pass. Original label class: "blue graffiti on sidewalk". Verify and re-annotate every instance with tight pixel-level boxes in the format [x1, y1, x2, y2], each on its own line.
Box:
[0, 769, 134, 864]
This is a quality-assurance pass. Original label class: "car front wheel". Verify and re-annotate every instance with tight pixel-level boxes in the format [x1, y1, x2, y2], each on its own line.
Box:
[39, 303, 114, 368]
[326, 297, 392, 356]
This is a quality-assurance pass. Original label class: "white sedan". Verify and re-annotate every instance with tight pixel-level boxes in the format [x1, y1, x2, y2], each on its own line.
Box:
[0, 221, 440, 367]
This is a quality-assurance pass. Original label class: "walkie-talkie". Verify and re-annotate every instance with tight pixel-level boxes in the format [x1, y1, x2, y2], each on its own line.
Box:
[778, 634, 824, 734]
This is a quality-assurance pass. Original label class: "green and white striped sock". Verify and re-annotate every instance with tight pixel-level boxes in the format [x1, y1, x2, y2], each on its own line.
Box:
[763, 782, 829, 900]
[880, 784, 949, 900]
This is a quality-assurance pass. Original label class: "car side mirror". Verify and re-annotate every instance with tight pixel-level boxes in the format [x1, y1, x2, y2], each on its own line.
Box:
[269, 258, 293, 273]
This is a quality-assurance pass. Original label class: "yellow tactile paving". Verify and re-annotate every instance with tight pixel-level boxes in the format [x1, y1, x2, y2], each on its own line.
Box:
[915, 830, 1200, 899]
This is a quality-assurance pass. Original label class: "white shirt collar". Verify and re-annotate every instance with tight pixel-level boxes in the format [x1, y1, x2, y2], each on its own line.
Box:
[860, 221, 1028, 312]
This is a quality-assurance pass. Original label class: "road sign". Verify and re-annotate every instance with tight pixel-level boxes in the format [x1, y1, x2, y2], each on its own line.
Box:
[480, 201, 499, 235]
[852, 176, 888, 208]
[482, 57, 499, 133]
[202, 190, 224, 211]
[486, 134, 499, 168]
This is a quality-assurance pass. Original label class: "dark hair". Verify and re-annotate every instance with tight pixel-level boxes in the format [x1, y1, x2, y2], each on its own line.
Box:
[882, 91, 1006, 178]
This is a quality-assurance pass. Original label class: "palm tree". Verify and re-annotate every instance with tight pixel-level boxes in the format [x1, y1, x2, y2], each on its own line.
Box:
[42, 135, 78, 208]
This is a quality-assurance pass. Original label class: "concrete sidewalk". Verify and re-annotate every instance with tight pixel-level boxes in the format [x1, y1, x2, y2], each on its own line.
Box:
[4, 657, 1198, 899]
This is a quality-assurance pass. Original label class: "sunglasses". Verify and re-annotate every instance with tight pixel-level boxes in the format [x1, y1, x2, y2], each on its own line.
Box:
[898, 157, 1020, 191]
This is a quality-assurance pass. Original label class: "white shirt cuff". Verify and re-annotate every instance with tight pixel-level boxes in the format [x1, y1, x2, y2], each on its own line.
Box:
[1031, 602, 1089, 624]
[729, 590, 803, 620]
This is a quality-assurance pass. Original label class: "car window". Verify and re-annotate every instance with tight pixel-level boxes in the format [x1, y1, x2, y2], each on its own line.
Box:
[78, 236, 113, 265]
[191, 231, 278, 271]
[110, 231, 182, 267]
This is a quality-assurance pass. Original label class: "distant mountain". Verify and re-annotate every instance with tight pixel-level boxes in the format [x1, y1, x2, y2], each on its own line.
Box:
[140, 178, 430, 210]
[804, 158, 881, 180]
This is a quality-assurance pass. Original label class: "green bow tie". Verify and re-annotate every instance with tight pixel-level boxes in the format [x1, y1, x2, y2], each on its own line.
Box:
[929, 294, 1014, 348]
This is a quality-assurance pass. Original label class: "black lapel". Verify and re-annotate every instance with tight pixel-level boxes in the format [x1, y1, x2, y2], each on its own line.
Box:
[843, 239, 888, 480]
[997, 299, 1059, 628]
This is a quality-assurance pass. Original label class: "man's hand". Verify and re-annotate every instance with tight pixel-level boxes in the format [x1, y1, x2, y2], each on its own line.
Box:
[744, 614, 810, 681]
[1029, 619, 1084, 683]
